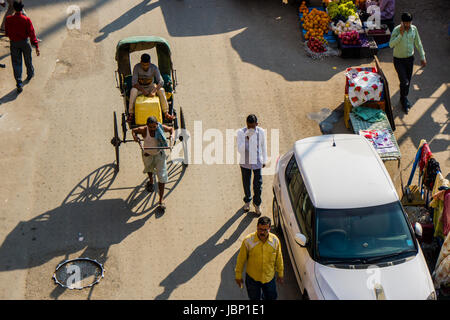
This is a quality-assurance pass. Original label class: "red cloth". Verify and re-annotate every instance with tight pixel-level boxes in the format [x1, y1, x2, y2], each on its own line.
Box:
[5, 12, 39, 49]
[419, 143, 432, 173]
[443, 190, 450, 236]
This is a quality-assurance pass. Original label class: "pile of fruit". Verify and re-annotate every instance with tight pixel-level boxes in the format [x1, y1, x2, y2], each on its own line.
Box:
[339, 30, 361, 46]
[307, 37, 326, 53]
[299, 1, 308, 16]
[331, 15, 363, 36]
[327, 0, 357, 22]
[301, 8, 331, 42]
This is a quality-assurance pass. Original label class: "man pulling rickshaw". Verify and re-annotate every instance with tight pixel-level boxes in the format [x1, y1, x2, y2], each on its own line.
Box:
[132, 116, 174, 210]
[111, 36, 188, 211]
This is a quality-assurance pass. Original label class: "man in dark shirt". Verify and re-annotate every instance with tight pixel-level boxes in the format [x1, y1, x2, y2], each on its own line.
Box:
[5, 1, 39, 93]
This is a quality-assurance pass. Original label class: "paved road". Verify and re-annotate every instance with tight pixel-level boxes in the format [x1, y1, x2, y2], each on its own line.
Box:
[0, 0, 448, 299]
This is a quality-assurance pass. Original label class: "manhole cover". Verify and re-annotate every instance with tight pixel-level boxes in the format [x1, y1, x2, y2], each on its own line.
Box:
[53, 258, 104, 290]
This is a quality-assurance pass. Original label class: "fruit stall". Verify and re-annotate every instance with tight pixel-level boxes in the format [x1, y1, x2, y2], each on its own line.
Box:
[299, 0, 391, 59]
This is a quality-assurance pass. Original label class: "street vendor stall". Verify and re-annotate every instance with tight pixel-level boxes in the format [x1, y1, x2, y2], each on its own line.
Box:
[344, 57, 398, 162]
[401, 139, 450, 298]
[299, 0, 391, 59]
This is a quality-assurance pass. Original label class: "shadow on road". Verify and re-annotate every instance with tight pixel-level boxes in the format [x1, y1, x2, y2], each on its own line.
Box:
[155, 208, 255, 300]
[215, 250, 247, 300]
[125, 160, 187, 216]
[157, 0, 350, 81]
[215, 227, 302, 300]
[0, 88, 19, 105]
[94, 0, 159, 42]
[0, 161, 186, 300]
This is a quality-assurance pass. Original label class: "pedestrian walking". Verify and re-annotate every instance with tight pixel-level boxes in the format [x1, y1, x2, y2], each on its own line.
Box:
[0, 0, 25, 32]
[389, 12, 426, 114]
[237, 114, 267, 216]
[235, 216, 284, 300]
[4, 1, 38, 93]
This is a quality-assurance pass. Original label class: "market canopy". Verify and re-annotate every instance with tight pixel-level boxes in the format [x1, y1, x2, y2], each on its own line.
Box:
[115, 36, 173, 76]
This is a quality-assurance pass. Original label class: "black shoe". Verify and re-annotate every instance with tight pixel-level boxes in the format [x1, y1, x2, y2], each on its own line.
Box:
[402, 104, 409, 114]
[404, 98, 411, 109]
[26, 73, 34, 81]
[16, 85, 23, 93]
[400, 97, 409, 114]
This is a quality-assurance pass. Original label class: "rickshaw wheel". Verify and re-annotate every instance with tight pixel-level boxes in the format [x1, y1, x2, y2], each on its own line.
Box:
[121, 113, 127, 141]
[113, 111, 120, 172]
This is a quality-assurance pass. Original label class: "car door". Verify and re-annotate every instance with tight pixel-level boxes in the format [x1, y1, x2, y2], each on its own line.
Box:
[291, 189, 317, 299]
[279, 156, 309, 292]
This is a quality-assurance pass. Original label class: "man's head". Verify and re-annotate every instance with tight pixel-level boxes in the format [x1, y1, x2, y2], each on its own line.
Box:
[246, 114, 258, 130]
[140, 54, 151, 71]
[401, 12, 412, 30]
[13, 0, 24, 12]
[146, 116, 158, 131]
[256, 216, 271, 241]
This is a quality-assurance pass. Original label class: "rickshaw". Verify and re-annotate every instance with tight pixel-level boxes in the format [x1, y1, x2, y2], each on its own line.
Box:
[111, 36, 187, 172]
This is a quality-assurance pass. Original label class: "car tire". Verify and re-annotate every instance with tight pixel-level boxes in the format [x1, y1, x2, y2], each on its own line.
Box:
[272, 196, 281, 233]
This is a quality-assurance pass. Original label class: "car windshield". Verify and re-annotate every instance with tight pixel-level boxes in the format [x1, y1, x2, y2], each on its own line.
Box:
[316, 202, 417, 264]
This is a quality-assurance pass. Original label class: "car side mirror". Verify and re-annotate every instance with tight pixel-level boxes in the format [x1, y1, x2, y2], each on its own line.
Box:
[295, 233, 307, 247]
[414, 222, 423, 237]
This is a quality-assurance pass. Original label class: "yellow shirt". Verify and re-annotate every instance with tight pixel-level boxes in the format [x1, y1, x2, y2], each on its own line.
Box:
[235, 232, 284, 284]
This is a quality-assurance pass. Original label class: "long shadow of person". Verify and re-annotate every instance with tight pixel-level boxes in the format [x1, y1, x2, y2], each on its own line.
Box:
[215, 237, 302, 300]
[215, 250, 248, 300]
[94, 0, 159, 43]
[0, 88, 19, 104]
[155, 209, 255, 300]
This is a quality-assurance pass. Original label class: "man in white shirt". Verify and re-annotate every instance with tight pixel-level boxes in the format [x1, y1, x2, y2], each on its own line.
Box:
[237, 114, 267, 216]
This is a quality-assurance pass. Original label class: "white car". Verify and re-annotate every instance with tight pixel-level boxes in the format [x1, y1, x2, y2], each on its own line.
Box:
[272, 134, 436, 300]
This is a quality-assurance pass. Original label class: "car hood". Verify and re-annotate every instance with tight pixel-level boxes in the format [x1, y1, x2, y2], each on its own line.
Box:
[314, 254, 434, 300]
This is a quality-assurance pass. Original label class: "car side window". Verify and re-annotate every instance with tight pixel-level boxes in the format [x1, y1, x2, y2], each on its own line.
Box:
[293, 184, 314, 247]
[286, 156, 304, 212]
[302, 193, 313, 239]
[285, 155, 295, 184]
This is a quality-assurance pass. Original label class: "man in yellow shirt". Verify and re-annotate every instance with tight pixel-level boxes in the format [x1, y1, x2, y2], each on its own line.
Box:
[235, 216, 284, 300]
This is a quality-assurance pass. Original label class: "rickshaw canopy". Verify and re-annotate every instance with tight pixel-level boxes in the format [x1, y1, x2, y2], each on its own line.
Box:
[115, 36, 173, 77]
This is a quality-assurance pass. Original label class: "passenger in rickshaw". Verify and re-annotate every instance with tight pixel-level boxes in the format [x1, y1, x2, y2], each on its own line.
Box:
[132, 116, 174, 210]
[127, 53, 175, 123]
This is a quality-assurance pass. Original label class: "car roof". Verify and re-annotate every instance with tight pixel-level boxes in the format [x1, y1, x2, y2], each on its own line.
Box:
[293, 134, 399, 209]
